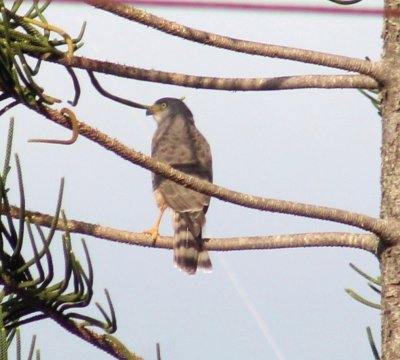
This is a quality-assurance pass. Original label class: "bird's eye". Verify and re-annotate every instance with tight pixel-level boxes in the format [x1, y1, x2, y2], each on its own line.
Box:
[161, 103, 168, 109]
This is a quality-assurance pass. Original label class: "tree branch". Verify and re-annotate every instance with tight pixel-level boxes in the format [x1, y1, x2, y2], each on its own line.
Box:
[53, 317, 142, 360]
[30, 105, 392, 241]
[0, 268, 142, 360]
[40, 55, 379, 91]
[85, 0, 381, 79]
[5, 205, 379, 254]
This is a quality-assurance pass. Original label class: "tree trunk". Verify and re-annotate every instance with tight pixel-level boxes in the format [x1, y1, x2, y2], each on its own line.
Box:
[380, 1, 400, 359]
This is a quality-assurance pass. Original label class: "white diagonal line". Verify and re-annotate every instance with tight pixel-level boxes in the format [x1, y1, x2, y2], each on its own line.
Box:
[218, 254, 286, 360]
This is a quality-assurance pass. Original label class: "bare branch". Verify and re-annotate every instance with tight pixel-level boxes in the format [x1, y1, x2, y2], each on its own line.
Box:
[43, 54, 379, 91]
[85, 0, 380, 78]
[30, 105, 391, 241]
[53, 317, 142, 360]
[5, 205, 379, 253]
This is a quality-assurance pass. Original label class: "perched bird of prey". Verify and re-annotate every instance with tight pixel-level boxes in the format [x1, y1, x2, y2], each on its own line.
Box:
[146, 97, 213, 275]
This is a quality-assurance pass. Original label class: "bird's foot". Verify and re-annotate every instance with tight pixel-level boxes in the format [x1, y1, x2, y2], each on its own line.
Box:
[144, 227, 159, 242]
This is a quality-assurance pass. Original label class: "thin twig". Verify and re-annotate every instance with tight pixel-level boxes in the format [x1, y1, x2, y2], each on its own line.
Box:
[345, 288, 381, 309]
[22, 17, 74, 60]
[28, 108, 79, 145]
[366, 326, 381, 360]
[66, 66, 81, 106]
[156, 343, 161, 360]
[87, 71, 149, 109]
[0, 100, 20, 117]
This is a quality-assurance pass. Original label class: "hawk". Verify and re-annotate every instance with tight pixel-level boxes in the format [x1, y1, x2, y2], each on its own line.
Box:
[146, 97, 213, 275]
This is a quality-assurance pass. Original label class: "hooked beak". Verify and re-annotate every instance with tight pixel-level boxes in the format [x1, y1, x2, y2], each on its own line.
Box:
[146, 107, 153, 116]
[146, 104, 161, 116]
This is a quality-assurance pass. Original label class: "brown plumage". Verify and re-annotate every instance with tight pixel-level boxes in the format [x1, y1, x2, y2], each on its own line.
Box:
[147, 98, 212, 274]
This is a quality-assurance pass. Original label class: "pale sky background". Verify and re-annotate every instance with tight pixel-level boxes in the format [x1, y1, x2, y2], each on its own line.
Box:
[0, 1, 382, 359]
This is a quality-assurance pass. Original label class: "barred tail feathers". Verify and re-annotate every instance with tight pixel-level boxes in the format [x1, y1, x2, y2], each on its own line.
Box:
[173, 212, 212, 275]
[197, 249, 212, 273]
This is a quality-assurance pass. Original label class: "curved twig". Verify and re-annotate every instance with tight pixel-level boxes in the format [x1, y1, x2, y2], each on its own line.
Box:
[66, 66, 81, 106]
[345, 288, 380, 309]
[87, 71, 149, 109]
[366, 326, 381, 360]
[28, 108, 79, 145]
[349, 262, 381, 285]
[0, 100, 20, 117]
[23, 17, 74, 60]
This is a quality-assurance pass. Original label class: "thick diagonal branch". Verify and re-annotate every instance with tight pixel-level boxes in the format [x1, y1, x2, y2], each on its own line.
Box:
[33, 105, 391, 240]
[86, 0, 381, 79]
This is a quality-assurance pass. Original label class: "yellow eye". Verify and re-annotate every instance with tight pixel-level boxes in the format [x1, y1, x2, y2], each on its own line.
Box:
[161, 102, 168, 109]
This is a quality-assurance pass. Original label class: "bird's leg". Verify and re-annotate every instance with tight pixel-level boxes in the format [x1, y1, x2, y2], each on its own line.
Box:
[144, 205, 167, 241]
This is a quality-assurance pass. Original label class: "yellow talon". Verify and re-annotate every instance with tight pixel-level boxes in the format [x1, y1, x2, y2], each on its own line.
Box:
[145, 205, 167, 241]
[144, 228, 159, 241]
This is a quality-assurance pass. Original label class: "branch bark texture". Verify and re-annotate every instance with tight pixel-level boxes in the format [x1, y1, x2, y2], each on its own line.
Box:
[86, 0, 381, 78]
[4, 205, 379, 254]
[380, 1, 400, 359]
[46, 55, 379, 91]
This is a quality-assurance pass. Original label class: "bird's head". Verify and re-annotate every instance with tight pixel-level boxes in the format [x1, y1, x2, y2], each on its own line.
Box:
[146, 97, 192, 124]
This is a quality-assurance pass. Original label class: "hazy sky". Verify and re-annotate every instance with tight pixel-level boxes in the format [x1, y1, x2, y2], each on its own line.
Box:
[1, 1, 382, 359]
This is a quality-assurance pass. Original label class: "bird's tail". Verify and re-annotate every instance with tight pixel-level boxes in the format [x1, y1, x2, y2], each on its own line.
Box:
[173, 212, 212, 275]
